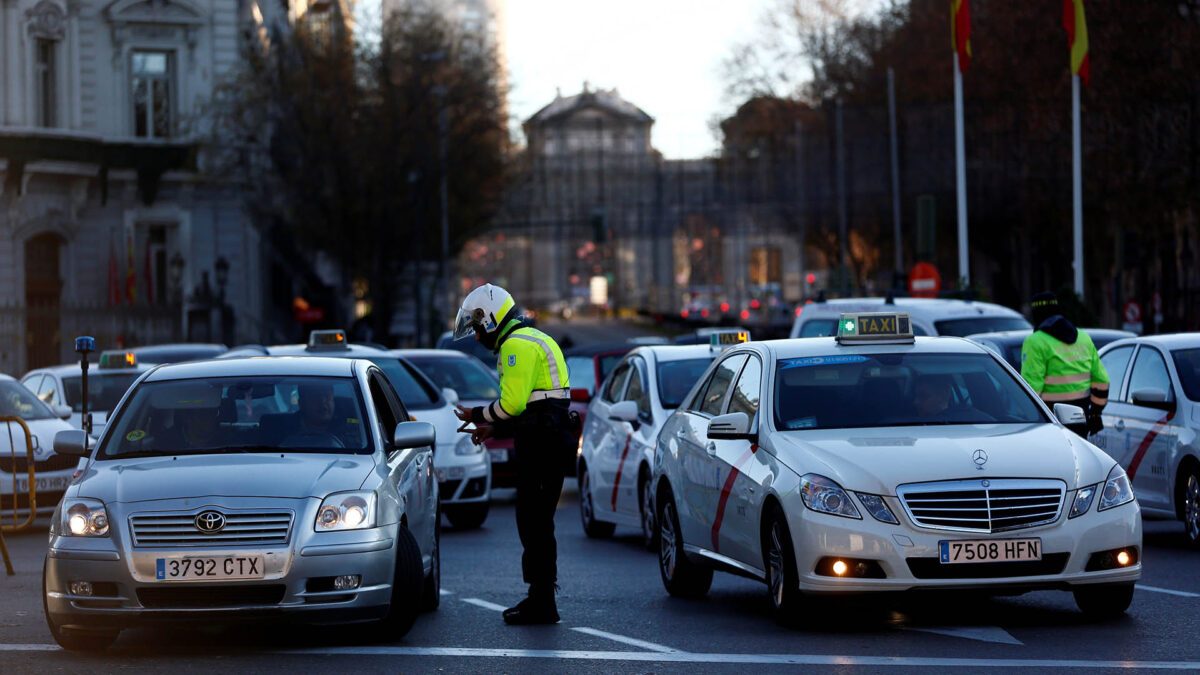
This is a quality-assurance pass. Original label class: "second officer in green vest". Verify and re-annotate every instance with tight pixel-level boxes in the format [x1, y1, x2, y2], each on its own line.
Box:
[452, 283, 576, 624]
[1020, 291, 1109, 437]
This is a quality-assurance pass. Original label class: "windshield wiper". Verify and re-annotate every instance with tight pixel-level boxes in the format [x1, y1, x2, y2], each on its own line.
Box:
[110, 449, 174, 458]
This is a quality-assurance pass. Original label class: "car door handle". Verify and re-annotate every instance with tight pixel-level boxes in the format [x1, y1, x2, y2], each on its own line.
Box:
[1115, 420, 1125, 432]
[705, 441, 717, 456]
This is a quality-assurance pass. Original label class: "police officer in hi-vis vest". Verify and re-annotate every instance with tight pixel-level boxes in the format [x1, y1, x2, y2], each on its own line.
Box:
[1020, 291, 1109, 437]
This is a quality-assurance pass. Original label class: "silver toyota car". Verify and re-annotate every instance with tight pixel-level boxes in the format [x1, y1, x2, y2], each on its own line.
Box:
[43, 356, 440, 651]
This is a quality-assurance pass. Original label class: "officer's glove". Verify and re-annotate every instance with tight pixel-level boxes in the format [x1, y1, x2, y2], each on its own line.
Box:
[1085, 404, 1105, 435]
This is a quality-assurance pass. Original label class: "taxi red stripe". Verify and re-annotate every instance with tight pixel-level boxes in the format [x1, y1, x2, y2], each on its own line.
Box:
[611, 434, 633, 511]
[711, 445, 757, 553]
[1126, 411, 1175, 479]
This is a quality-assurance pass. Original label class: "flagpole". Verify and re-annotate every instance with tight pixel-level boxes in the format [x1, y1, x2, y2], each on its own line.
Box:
[1071, 73, 1084, 298]
[954, 52, 969, 287]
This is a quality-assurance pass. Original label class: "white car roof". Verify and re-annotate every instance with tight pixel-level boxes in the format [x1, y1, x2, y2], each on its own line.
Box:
[800, 297, 1023, 320]
[391, 349, 469, 360]
[27, 362, 149, 376]
[630, 344, 725, 363]
[0, 373, 15, 383]
[145, 356, 360, 382]
[754, 335, 991, 360]
[1102, 333, 1200, 351]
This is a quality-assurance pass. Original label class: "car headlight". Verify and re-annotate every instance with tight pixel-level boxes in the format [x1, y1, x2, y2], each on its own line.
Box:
[855, 492, 898, 524]
[455, 434, 484, 455]
[800, 474, 861, 519]
[1069, 484, 1097, 518]
[315, 491, 376, 531]
[1098, 465, 1135, 511]
[54, 498, 110, 537]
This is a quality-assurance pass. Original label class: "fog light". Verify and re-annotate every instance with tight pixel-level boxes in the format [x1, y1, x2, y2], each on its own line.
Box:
[69, 581, 93, 597]
[832, 560, 848, 576]
[333, 575, 361, 591]
[1116, 550, 1131, 566]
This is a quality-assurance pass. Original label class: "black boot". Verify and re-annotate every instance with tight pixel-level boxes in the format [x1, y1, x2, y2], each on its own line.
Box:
[503, 585, 559, 625]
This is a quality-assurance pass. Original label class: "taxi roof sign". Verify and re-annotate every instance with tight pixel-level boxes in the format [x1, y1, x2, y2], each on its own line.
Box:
[709, 329, 751, 351]
[98, 350, 137, 369]
[307, 329, 349, 350]
[836, 312, 913, 345]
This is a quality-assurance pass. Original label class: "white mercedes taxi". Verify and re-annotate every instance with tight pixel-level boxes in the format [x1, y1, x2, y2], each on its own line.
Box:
[652, 313, 1142, 622]
[577, 341, 730, 548]
[43, 356, 439, 651]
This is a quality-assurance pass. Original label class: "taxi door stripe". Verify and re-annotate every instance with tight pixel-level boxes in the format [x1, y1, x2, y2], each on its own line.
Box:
[611, 433, 633, 511]
[1126, 411, 1175, 480]
[711, 445, 757, 553]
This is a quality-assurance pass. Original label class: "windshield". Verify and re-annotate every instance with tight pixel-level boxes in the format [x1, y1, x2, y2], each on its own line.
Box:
[1172, 349, 1200, 401]
[774, 353, 1047, 431]
[934, 317, 1031, 337]
[364, 357, 440, 409]
[132, 346, 228, 364]
[100, 376, 371, 459]
[657, 358, 715, 409]
[64, 373, 141, 412]
[566, 356, 596, 393]
[0, 381, 55, 420]
[408, 356, 500, 401]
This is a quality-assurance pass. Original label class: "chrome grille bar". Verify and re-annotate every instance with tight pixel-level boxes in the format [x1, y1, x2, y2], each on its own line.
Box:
[896, 479, 1065, 533]
[130, 509, 294, 547]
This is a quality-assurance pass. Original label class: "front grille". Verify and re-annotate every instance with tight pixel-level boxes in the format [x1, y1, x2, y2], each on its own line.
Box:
[460, 477, 487, 499]
[897, 479, 1065, 533]
[438, 479, 462, 499]
[137, 584, 285, 608]
[906, 553, 1070, 579]
[0, 453, 78, 473]
[130, 509, 293, 547]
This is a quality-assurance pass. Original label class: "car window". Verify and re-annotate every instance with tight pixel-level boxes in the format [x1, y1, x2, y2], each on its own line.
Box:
[35, 374, 60, 405]
[773, 353, 1046, 431]
[364, 357, 439, 410]
[598, 353, 626, 381]
[1100, 346, 1135, 400]
[101, 375, 372, 458]
[602, 363, 632, 403]
[624, 358, 650, 416]
[23, 374, 46, 402]
[934, 317, 1031, 337]
[1172, 348, 1200, 401]
[698, 354, 748, 417]
[657, 358, 715, 409]
[727, 355, 762, 421]
[63, 372, 141, 412]
[1126, 347, 1174, 404]
[566, 356, 596, 393]
[799, 319, 837, 338]
[369, 370, 403, 446]
[408, 356, 500, 401]
[0, 380, 55, 420]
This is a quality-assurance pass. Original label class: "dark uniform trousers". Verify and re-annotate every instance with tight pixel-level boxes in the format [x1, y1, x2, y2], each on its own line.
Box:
[507, 400, 576, 587]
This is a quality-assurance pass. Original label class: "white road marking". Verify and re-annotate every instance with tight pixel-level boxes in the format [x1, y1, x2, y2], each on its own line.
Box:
[569, 627, 681, 653]
[439, 589, 453, 596]
[1137, 584, 1200, 598]
[461, 597, 506, 612]
[0, 645, 58, 652]
[905, 626, 1023, 645]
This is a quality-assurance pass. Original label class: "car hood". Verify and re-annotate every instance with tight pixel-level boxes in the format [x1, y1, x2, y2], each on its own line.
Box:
[769, 423, 1113, 495]
[78, 453, 377, 503]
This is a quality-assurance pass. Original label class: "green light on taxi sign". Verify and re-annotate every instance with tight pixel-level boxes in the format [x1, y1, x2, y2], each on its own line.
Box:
[843, 320, 856, 333]
[836, 312, 913, 344]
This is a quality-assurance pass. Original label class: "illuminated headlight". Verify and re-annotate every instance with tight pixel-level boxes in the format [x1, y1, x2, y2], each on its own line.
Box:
[800, 474, 861, 519]
[1069, 484, 1097, 518]
[855, 492, 898, 524]
[1098, 465, 1135, 511]
[455, 435, 484, 456]
[54, 498, 110, 537]
[315, 491, 376, 531]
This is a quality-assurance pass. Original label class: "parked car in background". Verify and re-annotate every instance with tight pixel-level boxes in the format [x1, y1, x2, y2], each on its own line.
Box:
[22, 351, 151, 435]
[791, 297, 1030, 339]
[0, 374, 78, 518]
[672, 327, 751, 346]
[128, 343, 228, 365]
[563, 343, 634, 475]
[968, 329, 1136, 371]
[435, 330, 498, 368]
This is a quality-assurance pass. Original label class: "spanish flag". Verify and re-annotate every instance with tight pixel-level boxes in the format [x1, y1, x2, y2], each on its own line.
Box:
[1063, 0, 1090, 85]
[951, 0, 971, 72]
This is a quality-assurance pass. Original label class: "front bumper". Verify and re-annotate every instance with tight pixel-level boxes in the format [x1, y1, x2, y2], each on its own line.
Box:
[434, 443, 490, 504]
[44, 498, 400, 631]
[783, 495, 1142, 594]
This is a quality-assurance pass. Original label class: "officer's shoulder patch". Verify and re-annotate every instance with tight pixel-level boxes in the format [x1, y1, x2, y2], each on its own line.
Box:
[508, 354, 516, 367]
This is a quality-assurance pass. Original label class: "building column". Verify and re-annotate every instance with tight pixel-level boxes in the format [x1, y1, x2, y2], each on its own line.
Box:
[4, 0, 24, 126]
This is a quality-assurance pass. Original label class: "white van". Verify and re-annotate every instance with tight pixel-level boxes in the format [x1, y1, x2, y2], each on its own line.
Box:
[790, 297, 1031, 338]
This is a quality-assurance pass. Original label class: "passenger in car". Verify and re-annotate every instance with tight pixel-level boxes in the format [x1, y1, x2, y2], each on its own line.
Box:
[912, 375, 953, 418]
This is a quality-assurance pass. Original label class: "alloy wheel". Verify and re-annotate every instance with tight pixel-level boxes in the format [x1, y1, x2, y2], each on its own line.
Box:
[660, 501, 677, 580]
[581, 470, 595, 524]
[767, 522, 785, 610]
[1186, 473, 1200, 542]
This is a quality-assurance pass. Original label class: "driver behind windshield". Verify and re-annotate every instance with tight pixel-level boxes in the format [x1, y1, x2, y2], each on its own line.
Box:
[298, 383, 335, 431]
[912, 375, 953, 418]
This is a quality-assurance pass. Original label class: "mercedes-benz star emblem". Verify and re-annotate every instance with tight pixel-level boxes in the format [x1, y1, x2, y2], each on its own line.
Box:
[195, 510, 226, 534]
[972, 449, 989, 470]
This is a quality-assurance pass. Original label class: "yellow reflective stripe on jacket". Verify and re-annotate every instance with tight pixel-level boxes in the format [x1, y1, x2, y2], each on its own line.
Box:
[487, 326, 570, 420]
[1044, 373, 1091, 385]
[1020, 329, 1109, 398]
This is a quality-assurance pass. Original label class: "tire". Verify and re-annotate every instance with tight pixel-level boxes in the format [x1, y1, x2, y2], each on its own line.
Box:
[1180, 464, 1200, 548]
[445, 502, 489, 530]
[421, 511, 441, 612]
[657, 490, 712, 597]
[763, 503, 803, 625]
[1073, 583, 1134, 618]
[376, 525, 424, 638]
[43, 559, 118, 652]
[639, 471, 657, 551]
[579, 464, 615, 538]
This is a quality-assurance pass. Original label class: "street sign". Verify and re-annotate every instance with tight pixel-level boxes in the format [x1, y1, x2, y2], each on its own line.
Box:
[1122, 300, 1143, 335]
[908, 262, 941, 298]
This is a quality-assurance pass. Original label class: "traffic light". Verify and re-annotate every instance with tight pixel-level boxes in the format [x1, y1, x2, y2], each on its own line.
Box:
[590, 209, 606, 244]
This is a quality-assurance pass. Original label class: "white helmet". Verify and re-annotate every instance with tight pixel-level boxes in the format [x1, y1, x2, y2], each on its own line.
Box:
[453, 283, 516, 341]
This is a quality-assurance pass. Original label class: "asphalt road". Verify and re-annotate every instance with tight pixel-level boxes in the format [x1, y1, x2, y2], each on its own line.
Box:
[2, 484, 1199, 673]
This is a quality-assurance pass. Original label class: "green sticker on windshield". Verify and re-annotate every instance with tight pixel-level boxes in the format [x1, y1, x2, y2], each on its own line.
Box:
[346, 418, 359, 424]
[126, 429, 146, 441]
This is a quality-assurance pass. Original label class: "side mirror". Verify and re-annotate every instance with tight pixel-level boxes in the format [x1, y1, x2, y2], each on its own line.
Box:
[1053, 403, 1086, 427]
[53, 404, 72, 420]
[608, 400, 639, 423]
[1131, 388, 1174, 412]
[53, 429, 90, 457]
[392, 421, 436, 450]
[707, 412, 754, 441]
[441, 387, 460, 406]
[570, 388, 591, 403]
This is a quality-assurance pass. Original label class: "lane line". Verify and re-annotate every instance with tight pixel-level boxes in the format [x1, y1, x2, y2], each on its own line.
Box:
[1137, 584, 1200, 598]
[904, 626, 1023, 645]
[569, 627, 682, 653]
[461, 598, 506, 612]
[0, 645, 58, 652]
[439, 589, 453, 596]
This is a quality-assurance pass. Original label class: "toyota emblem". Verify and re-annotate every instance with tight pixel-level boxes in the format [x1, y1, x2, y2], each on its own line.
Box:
[972, 449, 988, 469]
[195, 510, 226, 534]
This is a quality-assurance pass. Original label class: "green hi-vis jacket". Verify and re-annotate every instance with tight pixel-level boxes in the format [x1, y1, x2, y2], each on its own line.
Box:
[1020, 329, 1110, 407]
[474, 323, 570, 424]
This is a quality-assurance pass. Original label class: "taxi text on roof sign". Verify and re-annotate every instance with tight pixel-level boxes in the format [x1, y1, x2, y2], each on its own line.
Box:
[710, 330, 751, 351]
[98, 351, 137, 368]
[836, 312, 914, 344]
[308, 329, 348, 349]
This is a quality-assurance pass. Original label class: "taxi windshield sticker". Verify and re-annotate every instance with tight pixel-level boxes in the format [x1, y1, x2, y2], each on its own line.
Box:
[780, 355, 869, 369]
[346, 418, 359, 424]
[125, 429, 146, 441]
[787, 417, 817, 430]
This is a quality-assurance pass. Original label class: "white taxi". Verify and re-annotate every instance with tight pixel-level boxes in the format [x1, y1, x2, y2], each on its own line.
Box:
[22, 350, 151, 435]
[577, 342, 726, 548]
[652, 313, 1142, 622]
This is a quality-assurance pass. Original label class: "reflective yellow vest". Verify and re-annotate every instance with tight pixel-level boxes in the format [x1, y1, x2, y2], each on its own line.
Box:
[1020, 330, 1109, 407]
[479, 324, 570, 423]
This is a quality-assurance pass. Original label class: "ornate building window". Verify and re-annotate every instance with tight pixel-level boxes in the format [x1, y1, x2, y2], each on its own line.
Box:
[35, 39, 57, 127]
[131, 50, 174, 138]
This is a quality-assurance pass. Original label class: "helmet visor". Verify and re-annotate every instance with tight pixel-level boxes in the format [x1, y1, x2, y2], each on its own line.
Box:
[453, 307, 482, 341]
